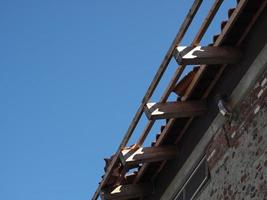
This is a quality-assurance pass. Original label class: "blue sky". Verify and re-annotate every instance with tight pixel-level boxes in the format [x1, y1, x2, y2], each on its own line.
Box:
[0, 0, 236, 199]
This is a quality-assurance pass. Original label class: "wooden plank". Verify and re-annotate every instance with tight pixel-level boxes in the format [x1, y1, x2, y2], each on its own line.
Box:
[173, 66, 200, 96]
[192, 0, 224, 45]
[119, 146, 178, 167]
[173, 46, 241, 65]
[144, 101, 206, 120]
[101, 182, 154, 200]
[181, 66, 207, 101]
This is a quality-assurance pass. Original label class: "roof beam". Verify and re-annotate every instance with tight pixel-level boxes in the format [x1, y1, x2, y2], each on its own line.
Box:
[144, 100, 207, 120]
[173, 46, 241, 65]
[119, 146, 178, 167]
[101, 182, 154, 200]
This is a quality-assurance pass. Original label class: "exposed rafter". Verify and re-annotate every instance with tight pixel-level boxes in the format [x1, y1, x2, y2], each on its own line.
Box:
[173, 46, 241, 65]
[119, 146, 178, 167]
[101, 182, 154, 200]
[144, 101, 207, 120]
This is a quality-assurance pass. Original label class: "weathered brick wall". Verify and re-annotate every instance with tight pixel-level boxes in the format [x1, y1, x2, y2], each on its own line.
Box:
[197, 69, 267, 200]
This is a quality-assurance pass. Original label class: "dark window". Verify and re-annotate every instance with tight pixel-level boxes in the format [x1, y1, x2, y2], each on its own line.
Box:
[172, 156, 209, 200]
[174, 191, 184, 200]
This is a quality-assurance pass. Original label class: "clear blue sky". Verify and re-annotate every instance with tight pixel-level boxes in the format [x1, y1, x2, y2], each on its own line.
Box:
[0, 0, 235, 199]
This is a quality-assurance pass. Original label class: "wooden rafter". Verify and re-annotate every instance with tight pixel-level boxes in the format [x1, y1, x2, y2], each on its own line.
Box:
[144, 101, 207, 120]
[173, 46, 241, 65]
[101, 182, 154, 200]
[119, 146, 178, 167]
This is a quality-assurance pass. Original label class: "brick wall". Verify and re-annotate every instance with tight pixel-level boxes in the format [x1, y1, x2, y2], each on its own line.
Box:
[197, 69, 267, 200]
